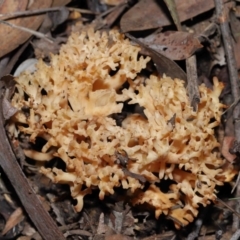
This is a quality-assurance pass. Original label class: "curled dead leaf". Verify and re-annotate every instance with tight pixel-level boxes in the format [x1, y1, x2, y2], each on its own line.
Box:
[2, 96, 18, 120]
[221, 136, 236, 163]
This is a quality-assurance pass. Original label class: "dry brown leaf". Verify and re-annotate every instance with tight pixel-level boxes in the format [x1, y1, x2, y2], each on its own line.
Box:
[52, 0, 71, 7]
[0, 0, 52, 58]
[138, 31, 202, 60]
[0, 0, 28, 16]
[221, 136, 236, 163]
[120, 0, 227, 32]
[1, 207, 24, 235]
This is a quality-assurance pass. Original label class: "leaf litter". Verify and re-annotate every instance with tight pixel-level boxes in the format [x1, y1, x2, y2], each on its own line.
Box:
[0, 0, 240, 239]
[137, 30, 202, 60]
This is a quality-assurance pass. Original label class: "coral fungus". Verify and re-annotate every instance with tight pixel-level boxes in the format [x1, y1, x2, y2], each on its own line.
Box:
[8, 28, 235, 228]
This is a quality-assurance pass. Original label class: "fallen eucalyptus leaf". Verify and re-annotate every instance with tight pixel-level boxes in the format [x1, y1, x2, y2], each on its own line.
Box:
[138, 31, 202, 60]
[0, 0, 52, 58]
[120, 0, 227, 32]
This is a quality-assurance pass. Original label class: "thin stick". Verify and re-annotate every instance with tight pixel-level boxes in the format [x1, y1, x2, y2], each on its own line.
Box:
[0, 20, 53, 43]
[215, 0, 240, 231]
[167, 0, 200, 111]
[230, 229, 240, 240]
[215, 0, 240, 142]
[0, 7, 96, 21]
[231, 171, 240, 193]
[222, 95, 240, 115]
[186, 55, 200, 111]
[216, 198, 240, 219]
[96, 2, 126, 19]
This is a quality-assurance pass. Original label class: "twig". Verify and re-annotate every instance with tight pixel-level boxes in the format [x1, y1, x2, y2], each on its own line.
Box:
[96, 2, 126, 18]
[0, 7, 96, 20]
[216, 198, 240, 219]
[170, 235, 176, 240]
[0, 20, 53, 43]
[83, 211, 95, 234]
[186, 55, 200, 111]
[215, 0, 240, 231]
[215, 0, 240, 142]
[222, 95, 240, 115]
[59, 222, 79, 232]
[187, 207, 209, 240]
[232, 184, 240, 231]
[230, 229, 240, 240]
[96, 3, 127, 30]
[231, 171, 240, 193]
[162, 0, 199, 110]
[187, 218, 204, 240]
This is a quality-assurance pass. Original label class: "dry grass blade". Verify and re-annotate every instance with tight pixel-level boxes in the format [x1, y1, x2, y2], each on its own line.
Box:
[163, 0, 181, 31]
[222, 96, 240, 115]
